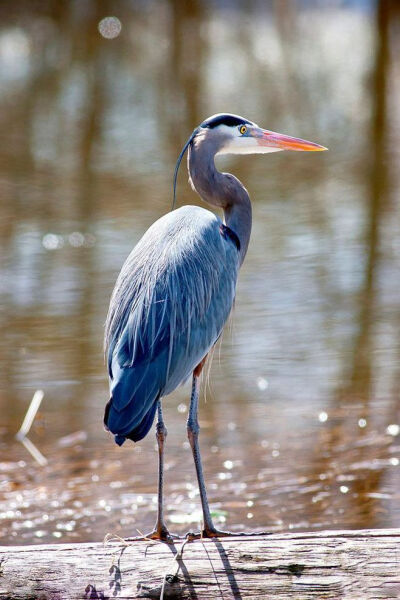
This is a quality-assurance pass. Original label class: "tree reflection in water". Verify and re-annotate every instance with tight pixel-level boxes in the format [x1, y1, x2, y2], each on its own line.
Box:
[0, 1, 399, 545]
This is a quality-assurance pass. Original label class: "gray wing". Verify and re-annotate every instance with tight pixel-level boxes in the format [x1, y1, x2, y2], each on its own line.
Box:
[104, 205, 240, 444]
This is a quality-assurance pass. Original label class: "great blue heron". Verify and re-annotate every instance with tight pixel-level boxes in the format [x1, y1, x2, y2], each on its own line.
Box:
[104, 113, 326, 540]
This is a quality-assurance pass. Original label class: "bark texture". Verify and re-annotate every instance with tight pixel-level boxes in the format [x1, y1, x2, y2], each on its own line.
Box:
[1, 529, 399, 599]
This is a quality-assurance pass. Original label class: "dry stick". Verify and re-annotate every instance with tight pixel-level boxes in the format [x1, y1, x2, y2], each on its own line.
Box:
[160, 537, 191, 600]
[104, 530, 191, 600]
[15, 390, 47, 466]
[16, 389, 44, 437]
[104, 528, 179, 597]
[103, 533, 132, 547]
[103, 533, 133, 569]
[19, 436, 47, 467]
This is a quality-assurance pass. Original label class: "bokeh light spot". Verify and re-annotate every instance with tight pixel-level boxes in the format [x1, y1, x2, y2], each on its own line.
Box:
[386, 424, 399, 436]
[42, 233, 64, 250]
[256, 376, 268, 391]
[98, 16, 122, 40]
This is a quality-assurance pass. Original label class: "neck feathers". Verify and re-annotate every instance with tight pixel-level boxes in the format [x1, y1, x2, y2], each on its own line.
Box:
[188, 135, 252, 264]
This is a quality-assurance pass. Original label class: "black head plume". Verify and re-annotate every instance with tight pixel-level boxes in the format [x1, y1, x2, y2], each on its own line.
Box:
[200, 113, 252, 130]
[172, 127, 199, 211]
[172, 114, 253, 210]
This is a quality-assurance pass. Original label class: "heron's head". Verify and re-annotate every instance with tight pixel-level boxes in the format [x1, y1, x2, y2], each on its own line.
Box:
[173, 113, 326, 208]
[197, 113, 327, 156]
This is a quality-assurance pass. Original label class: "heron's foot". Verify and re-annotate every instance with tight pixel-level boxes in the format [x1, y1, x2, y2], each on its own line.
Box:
[127, 525, 178, 543]
[146, 528, 176, 542]
[184, 527, 233, 540]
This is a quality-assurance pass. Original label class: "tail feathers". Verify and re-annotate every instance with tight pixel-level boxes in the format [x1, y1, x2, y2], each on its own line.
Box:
[104, 399, 112, 431]
[104, 393, 159, 445]
[125, 400, 158, 442]
[104, 352, 162, 445]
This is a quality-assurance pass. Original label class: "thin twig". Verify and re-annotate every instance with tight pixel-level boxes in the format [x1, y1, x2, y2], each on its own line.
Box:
[15, 390, 47, 466]
[19, 436, 47, 467]
[103, 533, 132, 547]
[160, 537, 190, 600]
[103, 533, 133, 570]
[16, 389, 44, 438]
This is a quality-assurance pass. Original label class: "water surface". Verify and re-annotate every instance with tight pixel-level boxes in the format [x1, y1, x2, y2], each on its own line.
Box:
[1, 1, 400, 545]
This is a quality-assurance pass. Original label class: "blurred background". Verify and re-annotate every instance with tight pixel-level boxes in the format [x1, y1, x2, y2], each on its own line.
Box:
[0, 0, 399, 545]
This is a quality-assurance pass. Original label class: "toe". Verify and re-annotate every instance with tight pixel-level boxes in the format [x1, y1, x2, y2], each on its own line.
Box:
[202, 528, 233, 538]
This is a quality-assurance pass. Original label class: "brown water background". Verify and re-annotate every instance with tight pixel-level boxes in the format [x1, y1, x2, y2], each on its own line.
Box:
[0, 0, 400, 545]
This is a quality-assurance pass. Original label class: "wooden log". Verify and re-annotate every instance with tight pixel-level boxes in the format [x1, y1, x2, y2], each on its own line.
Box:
[1, 529, 399, 599]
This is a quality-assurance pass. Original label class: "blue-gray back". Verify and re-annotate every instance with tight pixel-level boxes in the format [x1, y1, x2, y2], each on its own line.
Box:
[104, 205, 240, 441]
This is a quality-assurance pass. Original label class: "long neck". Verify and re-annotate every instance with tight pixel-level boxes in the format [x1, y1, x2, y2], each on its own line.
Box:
[188, 140, 252, 265]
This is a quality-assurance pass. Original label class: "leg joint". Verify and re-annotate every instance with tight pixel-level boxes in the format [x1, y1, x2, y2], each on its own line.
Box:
[156, 421, 167, 442]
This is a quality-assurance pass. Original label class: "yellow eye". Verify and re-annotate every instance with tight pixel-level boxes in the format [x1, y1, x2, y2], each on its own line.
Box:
[239, 125, 247, 135]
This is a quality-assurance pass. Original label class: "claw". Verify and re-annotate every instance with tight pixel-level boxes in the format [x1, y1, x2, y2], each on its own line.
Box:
[184, 528, 233, 540]
[202, 528, 231, 538]
[147, 527, 176, 543]
[126, 526, 178, 543]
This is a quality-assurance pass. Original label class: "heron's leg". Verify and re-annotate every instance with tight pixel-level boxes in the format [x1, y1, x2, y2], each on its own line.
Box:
[185, 375, 269, 541]
[187, 373, 222, 537]
[148, 400, 172, 541]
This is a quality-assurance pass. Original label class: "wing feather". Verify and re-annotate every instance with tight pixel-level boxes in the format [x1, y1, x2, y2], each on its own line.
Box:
[104, 205, 239, 443]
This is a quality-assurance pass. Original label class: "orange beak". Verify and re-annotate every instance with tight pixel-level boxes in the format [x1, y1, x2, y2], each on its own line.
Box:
[251, 127, 327, 152]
